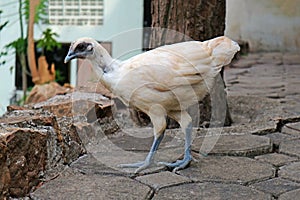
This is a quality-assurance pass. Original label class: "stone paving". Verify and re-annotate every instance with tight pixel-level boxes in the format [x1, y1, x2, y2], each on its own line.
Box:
[29, 52, 300, 200]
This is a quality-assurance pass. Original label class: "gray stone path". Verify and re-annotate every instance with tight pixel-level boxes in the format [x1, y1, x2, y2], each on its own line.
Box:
[30, 52, 300, 200]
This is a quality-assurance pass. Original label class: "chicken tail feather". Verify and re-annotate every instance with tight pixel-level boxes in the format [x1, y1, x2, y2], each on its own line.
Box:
[206, 36, 240, 70]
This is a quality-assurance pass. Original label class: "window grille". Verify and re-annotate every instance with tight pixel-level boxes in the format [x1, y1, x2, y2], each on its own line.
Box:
[48, 0, 104, 25]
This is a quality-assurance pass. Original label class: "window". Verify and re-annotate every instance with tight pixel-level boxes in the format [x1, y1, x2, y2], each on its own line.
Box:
[48, 0, 104, 26]
[15, 43, 71, 90]
[143, 0, 152, 51]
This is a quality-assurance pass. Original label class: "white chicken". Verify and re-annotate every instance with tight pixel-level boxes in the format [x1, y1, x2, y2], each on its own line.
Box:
[64, 36, 240, 173]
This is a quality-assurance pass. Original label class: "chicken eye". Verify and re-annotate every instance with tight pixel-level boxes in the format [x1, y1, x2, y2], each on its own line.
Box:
[77, 43, 86, 51]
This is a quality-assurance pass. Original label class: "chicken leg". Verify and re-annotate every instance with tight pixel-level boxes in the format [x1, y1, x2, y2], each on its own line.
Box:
[119, 105, 167, 173]
[118, 133, 164, 173]
[158, 122, 194, 172]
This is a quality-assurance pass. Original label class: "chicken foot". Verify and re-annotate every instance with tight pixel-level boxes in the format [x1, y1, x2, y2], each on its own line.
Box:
[118, 133, 165, 173]
[158, 122, 195, 172]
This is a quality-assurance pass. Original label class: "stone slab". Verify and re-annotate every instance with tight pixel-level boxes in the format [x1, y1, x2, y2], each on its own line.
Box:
[283, 53, 300, 65]
[227, 95, 285, 126]
[192, 134, 272, 156]
[257, 52, 283, 63]
[279, 188, 300, 200]
[70, 154, 124, 176]
[279, 139, 300, 157]
[279, 162, 300, 182]
[255, 153, 298, 167]
[281, 122, 300, 136]
[31, 172, 153, 200]
[76, 125, 190, 174]
[178, 156, 274, 184]
[88, 151, 165, 175]
[250, 178, 300, 197]
[286, 82, 300, 96]
[83, 145, 186, 175]
[107, 129, 180, 152]
[153, 182, 271, 200]
[232, 59, 257, 68]
[265, 132, 298, 146]
[135, 171, 191, 190]
[225, 57, 300, 104]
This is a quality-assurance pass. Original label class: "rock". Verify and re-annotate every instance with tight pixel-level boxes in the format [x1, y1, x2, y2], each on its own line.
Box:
[32, 91, 113, 118]
[55, 118, 86, 165]
[0, 138, 10, 199]
[0, 109, 86, 168]
[286, 81, 300, 97]
[178, 156, 274, 184]
[192, 134, 272, 156]
[279, 188, 300, 200]
[232, 59, 257, 68]
[283, 53, 300, 65]
[279, 139, 300, 157]
[30, 170, 153, 200]
[75, 81, 114, 98]
[281, 122, 300, 136]
[135, 171, 191, 190]
[6, 105, 26, 112]
[228, 96, 284, 126]
[70, 154, 122, 175]
[282, 96, 300, 117]
[153, 182, 271, 200]
[250, 178, 300, 197]
[0, 109, 55, 128]
[72, 128, 187, 174]
[255, 153, 298, 167]
[264, 132, 298, 147]
[0, 128, 47, 198]
[0, 105, 85, 198]
[279, 162, 300, 182]
[25, 82, 72, 104]
[86, 103, 113, 123]
[225, 59, 300, 105]
[107, 128, 177, 152]
[0, 90, 118, 198]
[257, 53, 283, 65]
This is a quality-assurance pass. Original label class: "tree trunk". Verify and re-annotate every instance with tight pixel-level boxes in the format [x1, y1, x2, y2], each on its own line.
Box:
[27, 0, 40, 84]
[18, 0, 27, 98]
[20, 53, 27, 99]
[131, 0, 232, 127]
[149, 0, 226, 46]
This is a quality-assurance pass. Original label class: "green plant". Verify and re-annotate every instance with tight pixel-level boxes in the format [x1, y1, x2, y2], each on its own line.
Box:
[6, 37, 27, 55]
[0, 51, 8, 66]
[24, 0, 48, 24]
[0, 10, 9, 66]
[0, 10, 8, 31]
[55, 69, 65, 83]
[37, 28, 62, 53]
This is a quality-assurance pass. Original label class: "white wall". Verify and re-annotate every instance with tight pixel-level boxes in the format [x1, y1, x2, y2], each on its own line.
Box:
[0, 1, 20, 114]
[0, 0, 143, 115]
[225, 0, 300, 51]
[45, 0, 144, 59]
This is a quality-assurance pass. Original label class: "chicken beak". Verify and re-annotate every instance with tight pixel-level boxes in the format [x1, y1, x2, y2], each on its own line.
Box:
[64, 51, 76, 63]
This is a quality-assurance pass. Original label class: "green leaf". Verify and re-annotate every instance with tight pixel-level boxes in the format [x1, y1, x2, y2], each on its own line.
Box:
[0, 21, 8, 31]
[5, 37, 27, 54]
[37, 28, 61, 52]
[24, 0, 49, 24]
